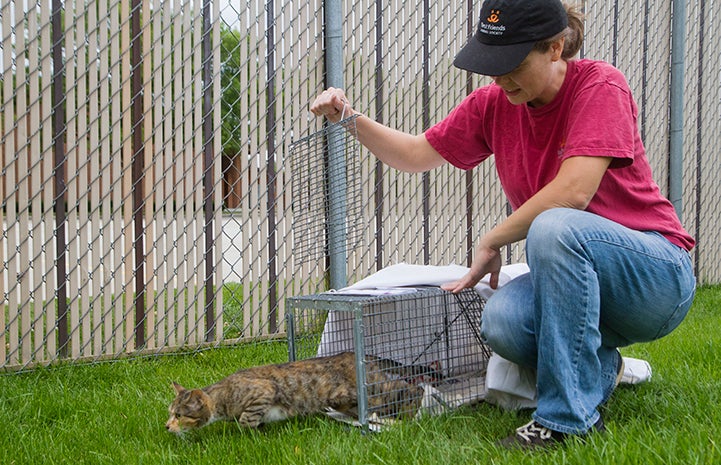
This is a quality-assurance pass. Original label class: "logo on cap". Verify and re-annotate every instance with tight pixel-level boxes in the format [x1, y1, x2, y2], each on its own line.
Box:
[481, 9, 506, 36]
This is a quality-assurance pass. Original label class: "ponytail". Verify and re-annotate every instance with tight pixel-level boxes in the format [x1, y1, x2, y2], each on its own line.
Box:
[533, 3, 585, 59]
[562, 3, 585, 59]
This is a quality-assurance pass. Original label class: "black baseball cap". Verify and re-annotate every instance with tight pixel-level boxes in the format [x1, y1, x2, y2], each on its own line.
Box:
[453, 0, 568, 76]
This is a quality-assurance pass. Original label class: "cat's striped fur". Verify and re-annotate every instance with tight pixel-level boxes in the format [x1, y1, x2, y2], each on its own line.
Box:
[166, 352, 425, 433]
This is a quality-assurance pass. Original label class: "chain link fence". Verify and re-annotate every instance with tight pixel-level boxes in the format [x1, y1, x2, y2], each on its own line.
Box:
[2, 0, 720, 371]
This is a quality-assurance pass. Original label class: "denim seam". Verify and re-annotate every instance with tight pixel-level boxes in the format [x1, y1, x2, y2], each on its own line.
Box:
[578, 237, 686, 267]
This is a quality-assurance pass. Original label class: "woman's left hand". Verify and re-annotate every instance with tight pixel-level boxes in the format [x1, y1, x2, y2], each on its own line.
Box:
[441, 242, 502, 293]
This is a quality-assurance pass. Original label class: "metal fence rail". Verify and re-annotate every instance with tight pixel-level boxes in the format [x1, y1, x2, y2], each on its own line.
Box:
[1, 0, 720, 371]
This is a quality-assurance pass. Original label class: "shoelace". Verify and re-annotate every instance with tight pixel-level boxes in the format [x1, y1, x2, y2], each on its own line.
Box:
[516, 421, 554, 443]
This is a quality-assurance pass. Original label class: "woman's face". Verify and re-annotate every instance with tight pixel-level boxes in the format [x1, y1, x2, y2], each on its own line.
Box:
[491, 39, 566, 107]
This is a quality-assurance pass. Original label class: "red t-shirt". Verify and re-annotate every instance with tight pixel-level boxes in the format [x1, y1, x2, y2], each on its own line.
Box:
[425, 59, 694, 251]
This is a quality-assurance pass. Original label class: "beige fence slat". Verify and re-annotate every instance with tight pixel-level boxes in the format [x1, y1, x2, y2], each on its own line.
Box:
[174, 2, 186, 345]
[237, 0, 252, 338]
[86, 0, 102, 356]
[700, 10, 721, 284]
[121, 0, 135, 352]
[3, 2, 18, 366]
[183, 3, 196, 343]
[184, 2, 194, 341]
[141, 0, 155, 350]
[168, 4, 180, 343]
[253, 187, 266, 338]
[99, 0, 114, 355]
[212, 6, 223, 342]
[149, 1, 166, 348]
[173, 3, 187, 344]
[64, 0, 80, 358]
[155, 8, 169, 346]
[14, 3, 32, 365]
[163, 0, 179, 343]
[190, 4, 201, 343]
[161, 1, 176, 347]
[277, 1, 292, 333]
[27, 3, 45, 361]
[80, 5, 92, 357]
[193, 1, 205, 342]
[110, 0, 124, 353]
[166, 3, 178, 347]
[254, 6, 265, 338]
[76, 2, 92, 358]
[261, 1, 278, 336]
[246, 0, 265, 338]
[0, 0, 7, 365]
[687, 2, 715, 284]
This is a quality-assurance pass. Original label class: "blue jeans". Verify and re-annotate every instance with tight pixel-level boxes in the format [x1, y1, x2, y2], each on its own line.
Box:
[481, 208, 696, 434]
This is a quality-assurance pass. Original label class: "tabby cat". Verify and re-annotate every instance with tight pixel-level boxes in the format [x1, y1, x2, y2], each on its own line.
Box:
[165, 351, 426, 433]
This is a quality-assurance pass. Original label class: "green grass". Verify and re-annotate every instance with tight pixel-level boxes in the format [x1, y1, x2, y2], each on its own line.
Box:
[2, 286, 720, 465]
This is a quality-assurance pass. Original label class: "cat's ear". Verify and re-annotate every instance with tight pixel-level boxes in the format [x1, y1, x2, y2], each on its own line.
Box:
[172, 382, 186, 394]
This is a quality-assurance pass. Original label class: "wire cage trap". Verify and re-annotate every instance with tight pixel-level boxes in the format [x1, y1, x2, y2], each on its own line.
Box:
[289, 115, 364, 264]
[285, 287, 492, 430]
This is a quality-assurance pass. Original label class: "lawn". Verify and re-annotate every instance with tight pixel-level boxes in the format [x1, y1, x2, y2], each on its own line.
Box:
[2, 285, 720, 465]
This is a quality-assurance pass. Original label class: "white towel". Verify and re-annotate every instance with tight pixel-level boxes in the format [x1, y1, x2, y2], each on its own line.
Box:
[335, 262, 530, 299]
[484, 353, 654, 411]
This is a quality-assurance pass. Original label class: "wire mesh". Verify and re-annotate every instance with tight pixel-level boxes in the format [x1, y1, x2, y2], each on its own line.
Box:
[289, 115, 365, 265]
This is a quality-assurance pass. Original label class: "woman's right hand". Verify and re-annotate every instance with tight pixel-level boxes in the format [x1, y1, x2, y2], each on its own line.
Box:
[310, 87, 354, 123]
[310, 87, 446, 173]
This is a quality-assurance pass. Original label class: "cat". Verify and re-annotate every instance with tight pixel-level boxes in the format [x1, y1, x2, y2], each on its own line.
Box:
[165, 351, 427, 434]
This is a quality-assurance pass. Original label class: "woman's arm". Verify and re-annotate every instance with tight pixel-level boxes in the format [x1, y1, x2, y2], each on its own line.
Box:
[443, 155, 613, 292]
[311, 87, 446, 173]
[484, 155, 613, 248]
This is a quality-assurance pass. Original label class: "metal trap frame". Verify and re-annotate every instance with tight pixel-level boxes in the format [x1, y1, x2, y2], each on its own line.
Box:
[285, 287, 491, 431]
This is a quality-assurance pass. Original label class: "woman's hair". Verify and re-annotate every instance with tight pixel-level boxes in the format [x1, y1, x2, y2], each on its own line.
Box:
[533, 3, 585, 59]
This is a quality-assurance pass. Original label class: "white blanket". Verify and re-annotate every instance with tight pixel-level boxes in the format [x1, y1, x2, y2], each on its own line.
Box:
[333, 262, 530, 299]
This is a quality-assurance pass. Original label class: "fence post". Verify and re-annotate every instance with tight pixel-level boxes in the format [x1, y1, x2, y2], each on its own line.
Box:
[465, 0, 476, 267]
[325, 0, 347, 290]
[669, 0, 686, 217]
[52, 0, 69, 358]
[203, 0, 216, 341]
[131, 0, 146, 348]
[374, 0, 385, 271]
[422, 0, 431, 265]
[266, 0, 279, 332]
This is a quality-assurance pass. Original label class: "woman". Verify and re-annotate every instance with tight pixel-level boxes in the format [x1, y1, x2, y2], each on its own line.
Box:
[310, 0, 696, 449]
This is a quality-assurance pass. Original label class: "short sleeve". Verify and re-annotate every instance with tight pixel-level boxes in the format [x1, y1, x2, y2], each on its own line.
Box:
[424, 88, 495, 170]
[562, 69, 637, 168]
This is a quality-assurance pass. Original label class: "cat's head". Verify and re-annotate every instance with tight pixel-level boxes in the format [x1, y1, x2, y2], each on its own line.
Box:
[166, 382, 214, 434]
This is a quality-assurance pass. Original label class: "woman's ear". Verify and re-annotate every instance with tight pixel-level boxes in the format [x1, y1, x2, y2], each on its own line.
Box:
[551, 37, 566, 61]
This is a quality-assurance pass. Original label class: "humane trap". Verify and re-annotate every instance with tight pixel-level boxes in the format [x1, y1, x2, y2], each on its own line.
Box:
[285, 287, 491, 431]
